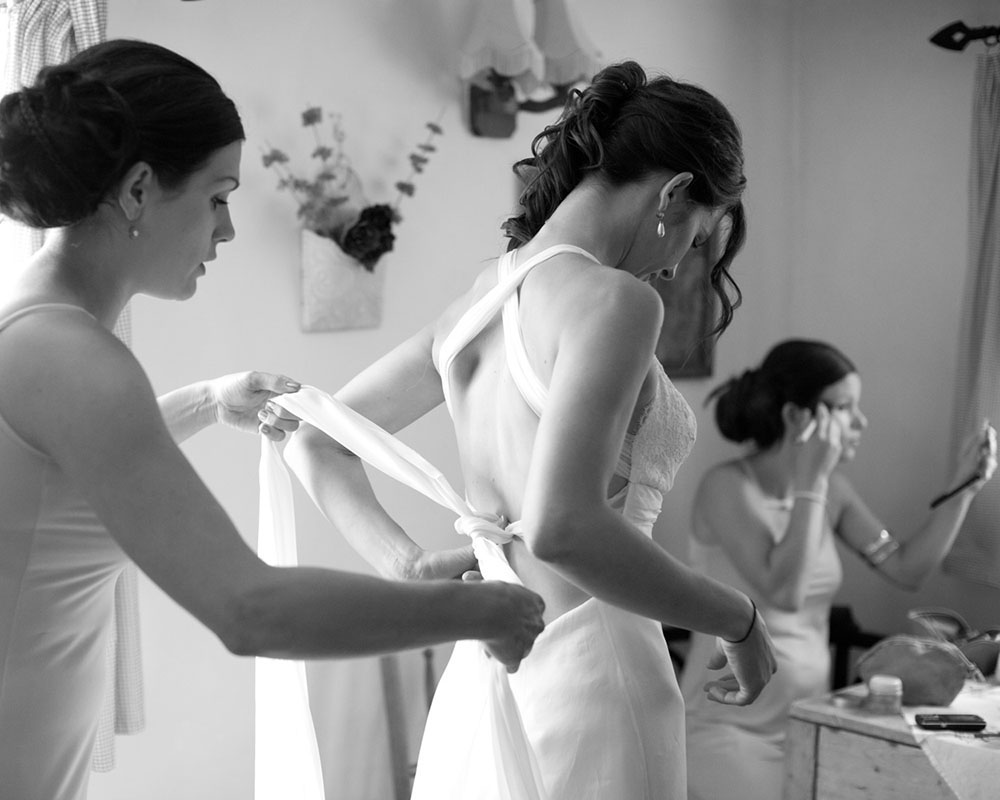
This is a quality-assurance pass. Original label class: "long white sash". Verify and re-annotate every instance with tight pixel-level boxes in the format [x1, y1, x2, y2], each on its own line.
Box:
[255, 385, 547, 800]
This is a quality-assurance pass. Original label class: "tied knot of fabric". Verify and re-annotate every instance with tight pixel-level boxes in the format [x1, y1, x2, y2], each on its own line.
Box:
[454, 512, 518, 545]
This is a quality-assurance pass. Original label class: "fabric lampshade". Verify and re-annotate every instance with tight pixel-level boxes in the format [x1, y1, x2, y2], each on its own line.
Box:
[459, 0, 544, 94]
[533, 0, 601, 86]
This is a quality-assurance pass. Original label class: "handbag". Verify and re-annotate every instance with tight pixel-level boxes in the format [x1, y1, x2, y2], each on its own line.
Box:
[907, 607, 1000, 677]
[856, 634, 972, 706]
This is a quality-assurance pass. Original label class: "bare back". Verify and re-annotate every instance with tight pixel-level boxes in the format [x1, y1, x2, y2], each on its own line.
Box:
[432, 246, 662, 620]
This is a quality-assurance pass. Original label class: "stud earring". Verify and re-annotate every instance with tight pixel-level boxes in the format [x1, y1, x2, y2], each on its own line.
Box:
[128, 225, 140, 239]
[656, 211, 666, 239]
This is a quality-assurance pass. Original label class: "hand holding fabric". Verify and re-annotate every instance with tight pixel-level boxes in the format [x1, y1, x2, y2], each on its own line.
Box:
[462, 570, 546, 673]
[210, 371, 302, 441]
[410, 543, 478, 580]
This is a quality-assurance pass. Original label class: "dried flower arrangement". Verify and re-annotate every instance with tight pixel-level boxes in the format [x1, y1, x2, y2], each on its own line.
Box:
[262, 106, 443, 271]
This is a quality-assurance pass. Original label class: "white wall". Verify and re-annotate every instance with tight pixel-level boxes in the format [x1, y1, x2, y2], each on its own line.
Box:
[87, 1, 1000, 798]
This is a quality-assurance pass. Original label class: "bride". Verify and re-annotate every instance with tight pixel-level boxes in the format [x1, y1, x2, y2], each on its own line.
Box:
[279, 61, 776, 799]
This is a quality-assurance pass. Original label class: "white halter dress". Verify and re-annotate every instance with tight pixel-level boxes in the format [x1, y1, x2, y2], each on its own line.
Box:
[409, 244, 698, 800]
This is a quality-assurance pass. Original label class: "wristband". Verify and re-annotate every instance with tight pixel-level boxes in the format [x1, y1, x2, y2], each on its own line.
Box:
[726, 598, 758, 644]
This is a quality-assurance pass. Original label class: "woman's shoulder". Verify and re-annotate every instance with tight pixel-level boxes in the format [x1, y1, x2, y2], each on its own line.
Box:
[429, 259, 500, 343]
[0, 302, 148, 453]
[701, 457, 750, 485]
[0, 303, 144, 407]
[694, 458, 754, 509]
[534, 259, 662, 343]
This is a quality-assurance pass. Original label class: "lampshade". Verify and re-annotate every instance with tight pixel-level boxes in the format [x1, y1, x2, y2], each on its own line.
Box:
[533, 0, 601, 86]
[459, 0, 544, 94]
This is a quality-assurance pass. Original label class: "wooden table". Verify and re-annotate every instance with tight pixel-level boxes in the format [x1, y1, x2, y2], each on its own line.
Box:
[783, 687, 958, 800]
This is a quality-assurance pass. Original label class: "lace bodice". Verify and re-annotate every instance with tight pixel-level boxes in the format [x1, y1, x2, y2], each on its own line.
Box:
[616, 361, 697, 495]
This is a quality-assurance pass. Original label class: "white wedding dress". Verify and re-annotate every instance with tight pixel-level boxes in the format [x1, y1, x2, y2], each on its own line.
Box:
[408, 244, 699, 800]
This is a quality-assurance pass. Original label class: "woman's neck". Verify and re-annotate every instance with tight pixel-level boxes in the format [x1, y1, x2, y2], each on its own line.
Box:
[523, 179, 649, 271]
[745, 447, 796, 500]
[19, 228, 132, 330]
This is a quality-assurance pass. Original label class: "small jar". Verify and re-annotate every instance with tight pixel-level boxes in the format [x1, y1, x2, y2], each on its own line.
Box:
[865, 674, 903, 714]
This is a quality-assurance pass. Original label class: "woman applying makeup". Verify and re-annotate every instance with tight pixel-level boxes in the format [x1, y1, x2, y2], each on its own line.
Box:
[681, 338, 997, 800]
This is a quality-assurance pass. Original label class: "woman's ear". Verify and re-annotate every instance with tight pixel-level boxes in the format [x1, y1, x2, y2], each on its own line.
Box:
[781, 401, 811, 432]
[115, 161, 154, 222]
[657, 171, 694, 213]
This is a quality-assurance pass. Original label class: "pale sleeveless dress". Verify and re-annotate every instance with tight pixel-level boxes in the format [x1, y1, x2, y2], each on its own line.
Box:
[0, 304, 128, 800]
[411, 245, 698, 800]
[681, 458, 842, 800]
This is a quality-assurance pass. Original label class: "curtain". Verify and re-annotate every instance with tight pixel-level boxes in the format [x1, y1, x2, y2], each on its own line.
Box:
[1, 0, 141, 771]
[943, 50, 1000, 589]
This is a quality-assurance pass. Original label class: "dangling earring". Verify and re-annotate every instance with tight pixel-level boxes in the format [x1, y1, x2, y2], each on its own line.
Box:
[662, 265, 677, 281]
[128, 225, 140, 239]
[656, 211, 666, 239]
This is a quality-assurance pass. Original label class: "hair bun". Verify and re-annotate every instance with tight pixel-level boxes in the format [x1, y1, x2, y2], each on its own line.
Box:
[711, 368, 771, 444]
[0, 69, 135, 227]
[573, 61, 646, 137]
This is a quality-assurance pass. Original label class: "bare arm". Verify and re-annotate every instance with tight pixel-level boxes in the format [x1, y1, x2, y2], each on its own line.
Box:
[517, 271, 771, 665]
[833, 423, 997, 589]
[695, 406, 843, 611]
[0, 314, 541, 664]
[283, 322, 476, 581]
[692, 466, 829, 612]
[511, 271, 773, 702]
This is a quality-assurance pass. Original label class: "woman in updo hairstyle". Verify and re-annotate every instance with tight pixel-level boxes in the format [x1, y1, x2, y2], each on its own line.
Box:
[280, 59, 776, 800]
[0, 39, 546, 800]
[681, 338, 997, 800]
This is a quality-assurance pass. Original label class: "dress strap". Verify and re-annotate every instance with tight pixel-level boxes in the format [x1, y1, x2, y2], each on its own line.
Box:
[500, 245, 600, 416]
[437, 244, 601, 416]
[0, 302, 95, 333]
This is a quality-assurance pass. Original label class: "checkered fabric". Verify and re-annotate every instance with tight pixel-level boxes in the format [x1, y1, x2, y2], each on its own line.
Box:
[943, 50, 1000, 589]
[1, 0, 143, 772]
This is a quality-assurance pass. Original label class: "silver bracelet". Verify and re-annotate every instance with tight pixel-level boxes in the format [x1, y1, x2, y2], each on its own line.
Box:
[863, 528, 900, 566]
[792, 490, 827, 506]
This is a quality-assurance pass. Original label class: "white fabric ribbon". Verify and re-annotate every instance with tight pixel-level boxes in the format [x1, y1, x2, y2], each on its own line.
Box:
[255, 436, 325, 800]
[255, 385, 546, 800]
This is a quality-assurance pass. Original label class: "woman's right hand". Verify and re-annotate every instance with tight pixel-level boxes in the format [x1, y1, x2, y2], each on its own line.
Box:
[464, 573, 546, 673]
[790, 403, 842, 487]
[702, 608, 777, 706]
[411, 544, 478, 581]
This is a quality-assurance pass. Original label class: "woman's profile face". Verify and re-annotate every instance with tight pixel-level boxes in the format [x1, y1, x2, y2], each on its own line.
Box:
[818, 372, 866, 461]
[142, 141, 242, 300]
[643, 201, 727, 283]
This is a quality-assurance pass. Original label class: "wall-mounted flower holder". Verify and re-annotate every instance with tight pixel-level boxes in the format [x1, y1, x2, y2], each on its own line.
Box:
[300, 229, 384, 332]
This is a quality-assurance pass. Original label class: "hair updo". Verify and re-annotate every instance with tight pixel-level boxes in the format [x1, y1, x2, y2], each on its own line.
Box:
[708, 339, 857, 450]
[503, 60, 747, 335]
[0, 39, 244, 228]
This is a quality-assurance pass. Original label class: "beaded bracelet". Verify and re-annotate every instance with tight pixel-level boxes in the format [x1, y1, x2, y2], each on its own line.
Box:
[792, 490, 827, 506]
[726, 598, 758, 644]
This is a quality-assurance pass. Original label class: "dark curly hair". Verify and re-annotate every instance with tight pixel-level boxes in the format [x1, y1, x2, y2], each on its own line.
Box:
[0, 39, 244, 229]
[708, 339, 857, 450]
[503, 60, 747, 336]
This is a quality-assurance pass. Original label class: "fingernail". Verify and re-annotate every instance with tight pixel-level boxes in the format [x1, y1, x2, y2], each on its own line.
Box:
[260, 424, 271, 435]
[286, 381, 301, 390]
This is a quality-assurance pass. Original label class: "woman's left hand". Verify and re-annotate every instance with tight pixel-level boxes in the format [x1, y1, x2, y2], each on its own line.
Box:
[955, 419, 998, 491]
[210, 371, 302, 441]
